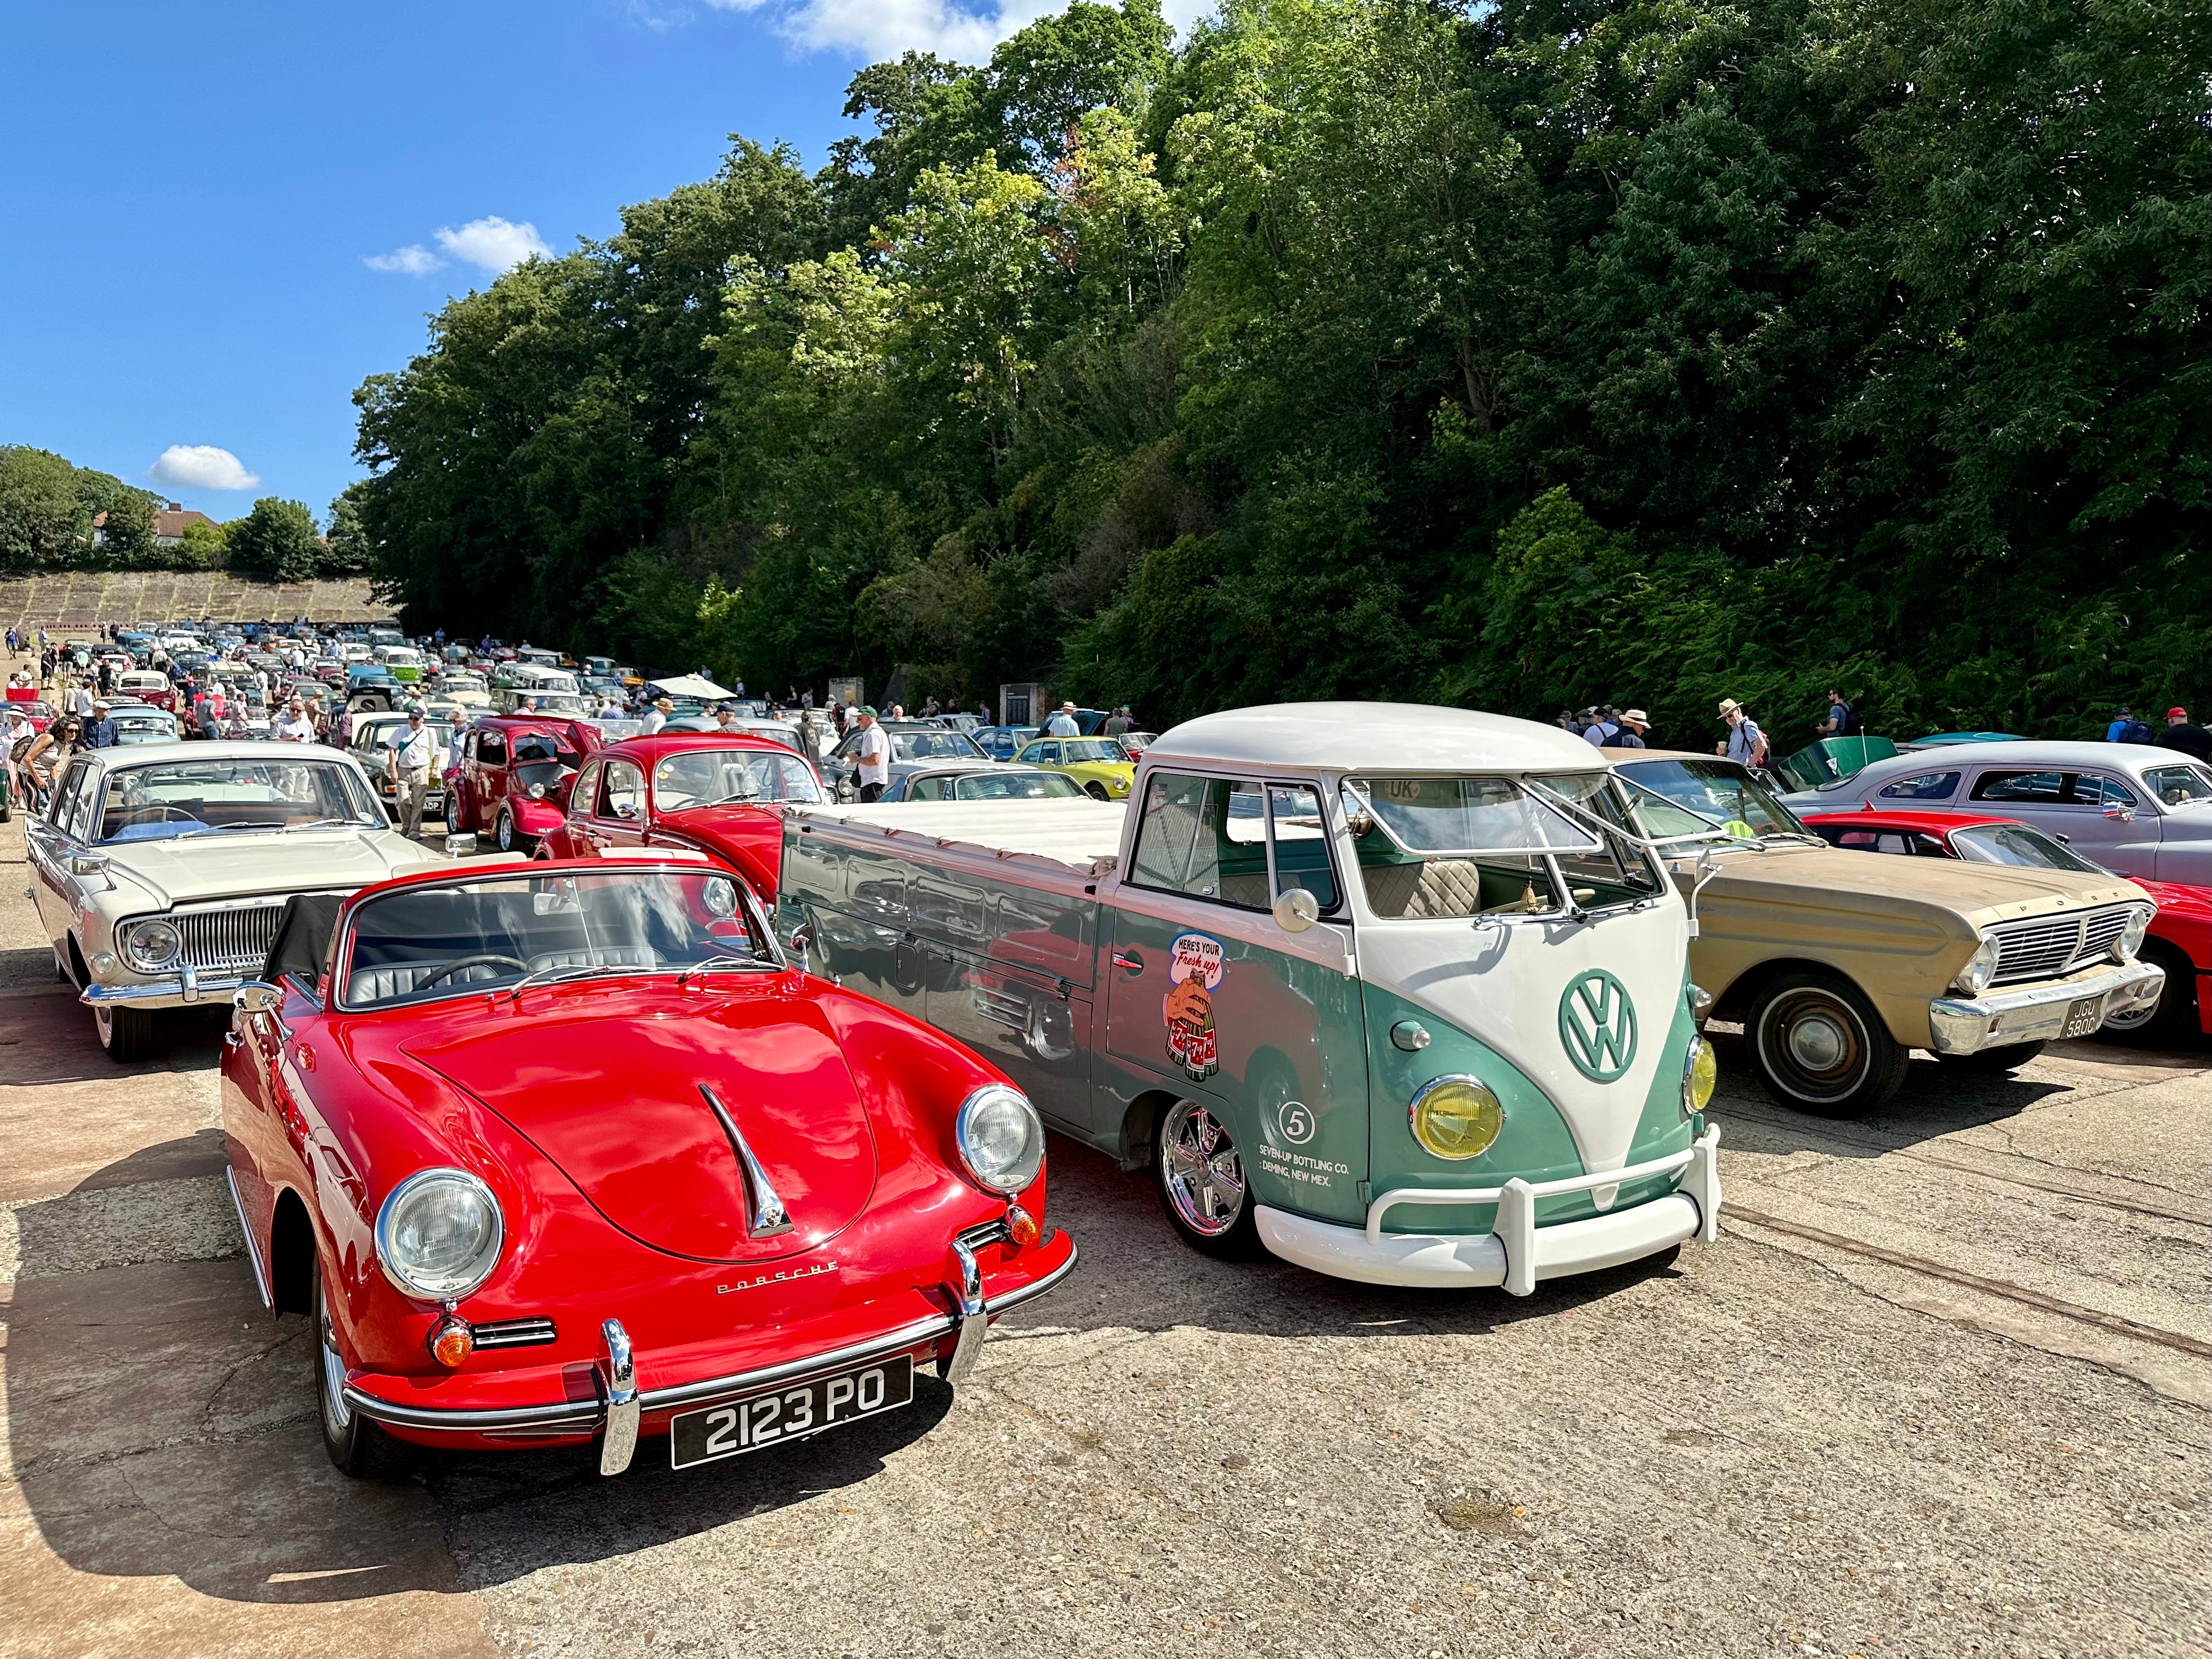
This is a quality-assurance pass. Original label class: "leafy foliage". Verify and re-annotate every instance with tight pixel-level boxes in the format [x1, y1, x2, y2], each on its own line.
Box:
[352, 0, 2209, 737]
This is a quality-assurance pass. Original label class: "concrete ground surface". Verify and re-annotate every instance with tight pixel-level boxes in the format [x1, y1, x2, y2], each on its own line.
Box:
[0, 809, 2205, 1659]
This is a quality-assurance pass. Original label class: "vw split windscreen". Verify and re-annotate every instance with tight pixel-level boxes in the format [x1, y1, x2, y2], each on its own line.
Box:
[777, 703, 1719, 1290]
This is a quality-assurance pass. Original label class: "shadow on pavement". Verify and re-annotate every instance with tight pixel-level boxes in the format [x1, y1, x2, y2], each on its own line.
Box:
[0, 985, 228, 1083]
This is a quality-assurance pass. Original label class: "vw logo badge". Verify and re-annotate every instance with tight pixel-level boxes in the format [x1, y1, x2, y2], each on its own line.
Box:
[1558, 969, 1637, 1081]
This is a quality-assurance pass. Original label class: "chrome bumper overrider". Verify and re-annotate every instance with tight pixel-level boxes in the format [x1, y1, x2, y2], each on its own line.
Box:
[81, 969, 247, 1007]
[1928, 960, 2165, 1055]
[1257, 1126, 1722, 1293]
[340, 1238, 1079, 1474]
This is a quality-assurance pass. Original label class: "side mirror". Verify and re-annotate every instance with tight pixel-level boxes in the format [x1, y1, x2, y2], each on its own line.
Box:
[67, 851, 111, 879]
[1271, 887, 1320, 934]
[2103, 805, 2134, 822]
[444, 832, 477, 856]
[614, 802, 640, 820]
[233, 982, 282, 1015]
[787, 923, 814, 973]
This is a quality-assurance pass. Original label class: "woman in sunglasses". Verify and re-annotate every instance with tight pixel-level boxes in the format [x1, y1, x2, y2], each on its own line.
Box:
[23, 716, 84, 814]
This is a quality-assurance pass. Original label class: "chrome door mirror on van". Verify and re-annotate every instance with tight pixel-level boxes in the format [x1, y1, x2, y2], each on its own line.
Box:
[1271, 887, 1320, 934]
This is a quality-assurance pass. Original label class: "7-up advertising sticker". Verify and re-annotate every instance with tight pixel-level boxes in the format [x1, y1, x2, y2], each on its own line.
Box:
[1164, 931, 1224, 1082]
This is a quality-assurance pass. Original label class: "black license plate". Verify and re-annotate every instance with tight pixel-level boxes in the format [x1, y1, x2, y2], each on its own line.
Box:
[668, 1355, 914, 1470]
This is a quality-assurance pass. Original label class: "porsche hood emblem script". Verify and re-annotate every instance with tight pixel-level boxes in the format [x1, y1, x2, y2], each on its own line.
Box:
[717, 1261, 839, 1293]
[1558, 969, 1637, 1082]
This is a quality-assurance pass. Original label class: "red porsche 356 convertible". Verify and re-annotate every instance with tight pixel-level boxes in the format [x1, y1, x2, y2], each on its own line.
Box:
[221, 851, 1076, 1478]
[537, 731, 827, 898]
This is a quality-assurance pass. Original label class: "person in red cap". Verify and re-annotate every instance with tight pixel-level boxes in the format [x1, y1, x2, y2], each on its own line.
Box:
[2159, 706, 2212, 762]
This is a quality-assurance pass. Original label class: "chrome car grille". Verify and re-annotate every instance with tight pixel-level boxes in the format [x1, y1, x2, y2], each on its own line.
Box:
[174, 904, 287, 973]
[471, 1317, 557, 1350]
[1988, 906, 2134, 986]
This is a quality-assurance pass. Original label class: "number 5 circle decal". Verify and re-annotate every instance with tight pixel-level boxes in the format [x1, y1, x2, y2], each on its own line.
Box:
[1277, 1098, 1316, 1145]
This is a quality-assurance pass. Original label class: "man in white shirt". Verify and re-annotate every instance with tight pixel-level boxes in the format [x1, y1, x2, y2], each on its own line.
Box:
[852, 707, 892, 802]
[641, 697, 673, 735]
[1044, 700, 1080, 737]
[387, 709, 440, 837]
[274, 698, 318, 743]
[70, 680, 95, 719]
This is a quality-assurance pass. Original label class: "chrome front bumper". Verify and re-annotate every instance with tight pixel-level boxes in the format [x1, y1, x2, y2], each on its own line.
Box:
[1928, 960, 2165, 1055]
[1256, 1125, 1722, 1292]
[82, 968, 249, 1008]
[340, 1235, 1078, 1475]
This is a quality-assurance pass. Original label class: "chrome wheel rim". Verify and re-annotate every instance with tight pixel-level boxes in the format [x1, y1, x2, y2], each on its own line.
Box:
[1160, 1099, 1245, 1236]
[1787, 1012, 1848, 1071]
[2102, 988, 2159, 1030]
[496, 811, 514, 851]
[318, 1295, 352, 1434]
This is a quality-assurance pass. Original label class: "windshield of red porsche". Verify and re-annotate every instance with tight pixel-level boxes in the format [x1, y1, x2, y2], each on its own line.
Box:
[339, 869, 777, 1009]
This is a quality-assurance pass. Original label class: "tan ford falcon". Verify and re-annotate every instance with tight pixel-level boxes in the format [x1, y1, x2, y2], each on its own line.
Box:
[1606, 749, 2163, 1115]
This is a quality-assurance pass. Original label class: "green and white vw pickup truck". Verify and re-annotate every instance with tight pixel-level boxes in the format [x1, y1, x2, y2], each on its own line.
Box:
[775, 703, 1721, 1290]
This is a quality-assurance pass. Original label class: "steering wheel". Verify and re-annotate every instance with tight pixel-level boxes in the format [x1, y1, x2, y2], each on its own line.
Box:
[118, 805, 200, 827]
[416, 953, 527, 989]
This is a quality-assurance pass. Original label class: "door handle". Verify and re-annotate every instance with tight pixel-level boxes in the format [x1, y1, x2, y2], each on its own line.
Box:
[1112, 951, 1143, 974]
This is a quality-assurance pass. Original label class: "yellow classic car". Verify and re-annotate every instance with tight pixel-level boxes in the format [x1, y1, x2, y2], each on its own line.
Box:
[1011, 735, 1137, 800]
[1606, 749, 2163, 1115]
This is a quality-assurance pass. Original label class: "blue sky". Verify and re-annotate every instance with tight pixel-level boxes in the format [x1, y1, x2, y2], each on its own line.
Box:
[2, 0, 1156, 524]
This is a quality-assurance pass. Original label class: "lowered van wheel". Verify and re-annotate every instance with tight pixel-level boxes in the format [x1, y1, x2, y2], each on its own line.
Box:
[1935, 1040, 2046, 1075]
[93, 1002, 156, 1062]
[1155, 1098, 1260, 1259]
[1746, 970, 1907, 1117]
[314, 1266, 415, 1479]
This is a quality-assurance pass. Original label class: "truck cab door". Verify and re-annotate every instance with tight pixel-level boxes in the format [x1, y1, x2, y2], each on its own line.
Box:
[1101, 773, 1367, 1226]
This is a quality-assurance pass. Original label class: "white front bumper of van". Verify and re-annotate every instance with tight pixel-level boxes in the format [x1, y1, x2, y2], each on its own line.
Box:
[1254, 1125, 1721, 1292]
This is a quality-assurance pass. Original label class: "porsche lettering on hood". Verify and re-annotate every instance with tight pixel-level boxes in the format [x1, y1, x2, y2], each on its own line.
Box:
[408, 1000, 877, 1262]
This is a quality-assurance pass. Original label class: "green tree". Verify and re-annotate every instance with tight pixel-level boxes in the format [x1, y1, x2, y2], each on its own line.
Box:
[322, 482, 373, 574]
[0, 447, 85, 569]
[225, 498, 322, 582]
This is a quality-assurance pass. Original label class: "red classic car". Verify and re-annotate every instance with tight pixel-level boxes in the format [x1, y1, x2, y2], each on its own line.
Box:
[537, 732, 827, 898]
[445, 716, 604, 853]
[1802, 808, 2210, 1043]
[221, 853, 1076, 1478]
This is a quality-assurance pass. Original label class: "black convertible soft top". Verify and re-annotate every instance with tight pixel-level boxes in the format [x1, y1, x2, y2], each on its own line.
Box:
[261, 893, 345, 989]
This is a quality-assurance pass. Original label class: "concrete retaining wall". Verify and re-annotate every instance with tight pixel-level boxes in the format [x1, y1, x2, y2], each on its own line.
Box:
[0, 571, 394, 629]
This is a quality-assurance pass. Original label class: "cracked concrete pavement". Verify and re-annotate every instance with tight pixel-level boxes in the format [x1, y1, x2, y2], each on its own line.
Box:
[0, 810, 2204, 1659]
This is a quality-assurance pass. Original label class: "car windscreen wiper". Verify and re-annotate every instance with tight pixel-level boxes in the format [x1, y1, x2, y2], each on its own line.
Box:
[673, 954, 779, 988]
[504, 962, 636, 1004]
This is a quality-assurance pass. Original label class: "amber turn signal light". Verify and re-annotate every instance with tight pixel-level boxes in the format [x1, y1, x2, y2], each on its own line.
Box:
[429, 1315, 475, 1368]
[1005, 1205, 1040, 1250]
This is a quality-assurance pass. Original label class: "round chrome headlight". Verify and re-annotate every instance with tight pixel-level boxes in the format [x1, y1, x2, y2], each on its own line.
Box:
[1409, 1075, 1504, 1161]
[375, 1169, 504, 1302]
[122, 919, 183, 972]
[955, 1084, 1045, 1195]
[1681, 1035, 1717, 1118]
[1953, 934, 2000, 995]
[527, 782, 547, 800]
[2116, 908, 2151, 962]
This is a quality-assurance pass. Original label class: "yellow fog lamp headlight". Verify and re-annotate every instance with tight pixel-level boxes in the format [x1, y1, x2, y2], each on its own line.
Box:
[1681, 1035, 1717, 1118]
[1408, 1075, 1504, 1161]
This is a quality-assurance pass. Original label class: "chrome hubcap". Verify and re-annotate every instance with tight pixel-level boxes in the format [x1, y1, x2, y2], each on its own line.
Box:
[1161, 1100, 1245, 1236]
[1788, 1013, 1848, 1071]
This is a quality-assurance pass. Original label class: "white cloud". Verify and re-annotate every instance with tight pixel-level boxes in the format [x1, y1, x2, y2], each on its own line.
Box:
[702, 0, 1104, 60]
[435, 216, 553, 273]
[148, 445, 260, 491]
[365, 243, 445, 275]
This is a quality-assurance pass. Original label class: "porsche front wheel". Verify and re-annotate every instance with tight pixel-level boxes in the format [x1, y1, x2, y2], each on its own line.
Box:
[315, 1266, 415, 1479]
[1155, 1098, 1260, 1259]
[1746, 970, 1908, 1117]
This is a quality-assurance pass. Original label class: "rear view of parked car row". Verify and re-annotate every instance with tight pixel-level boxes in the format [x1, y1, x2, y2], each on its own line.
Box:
[17, 704, 2203, 1483]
